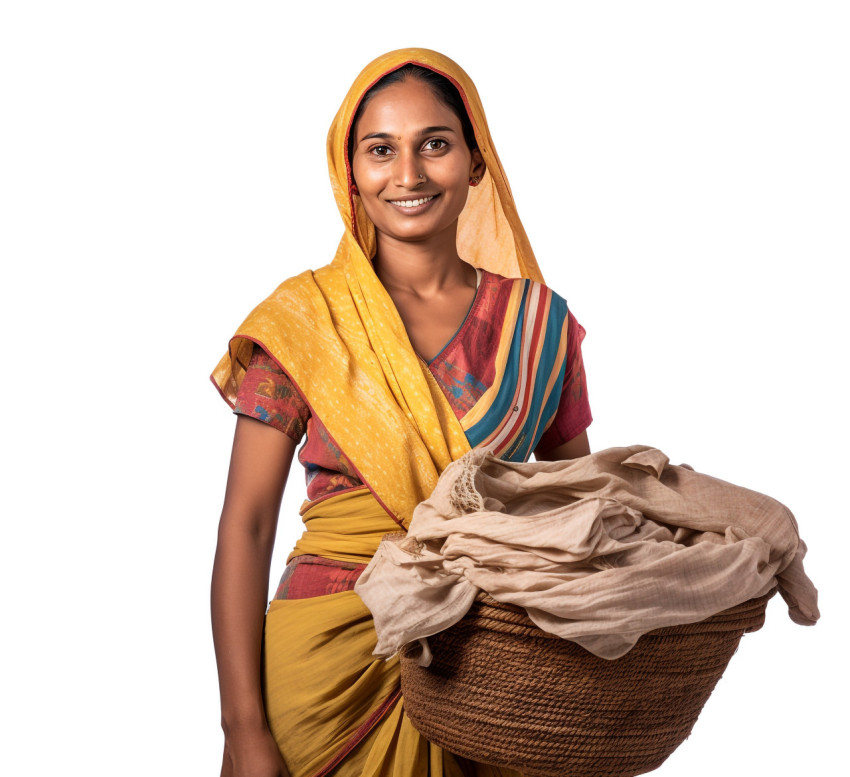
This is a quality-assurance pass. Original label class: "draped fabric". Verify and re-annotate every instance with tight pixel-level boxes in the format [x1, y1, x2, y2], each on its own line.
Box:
[229, 270, 593, 504]
[211, 48, 566, 776]
[356, 446, 819, 663]
[461, 279, 568, 461]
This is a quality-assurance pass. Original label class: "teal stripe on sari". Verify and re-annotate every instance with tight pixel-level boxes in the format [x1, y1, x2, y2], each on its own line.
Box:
[465, 282, 569, 462]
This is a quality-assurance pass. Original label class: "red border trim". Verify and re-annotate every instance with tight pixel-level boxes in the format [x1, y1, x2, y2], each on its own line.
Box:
[309, 686, 402, 777]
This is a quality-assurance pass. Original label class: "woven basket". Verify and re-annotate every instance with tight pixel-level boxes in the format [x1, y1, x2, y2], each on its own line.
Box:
[400, 588, 775, 777]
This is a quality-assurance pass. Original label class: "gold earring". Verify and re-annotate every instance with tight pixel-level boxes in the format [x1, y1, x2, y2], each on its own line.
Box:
[469, 176, 481, 187]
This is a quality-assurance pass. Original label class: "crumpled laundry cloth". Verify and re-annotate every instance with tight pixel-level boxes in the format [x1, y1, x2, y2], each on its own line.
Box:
[354, 446, 819, 663]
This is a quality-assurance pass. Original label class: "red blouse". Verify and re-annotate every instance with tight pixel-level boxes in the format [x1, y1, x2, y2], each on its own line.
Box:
[234, 269, 592, 503]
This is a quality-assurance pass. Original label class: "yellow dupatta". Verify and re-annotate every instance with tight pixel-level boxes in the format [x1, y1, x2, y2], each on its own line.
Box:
[210, 48, 546, 528]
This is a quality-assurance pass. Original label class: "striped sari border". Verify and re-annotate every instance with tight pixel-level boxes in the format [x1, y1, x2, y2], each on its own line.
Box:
[461, 279, 568, 461]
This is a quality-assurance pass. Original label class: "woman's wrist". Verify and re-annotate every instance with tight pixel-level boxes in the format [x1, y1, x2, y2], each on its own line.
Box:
[221, 704, 271, 738]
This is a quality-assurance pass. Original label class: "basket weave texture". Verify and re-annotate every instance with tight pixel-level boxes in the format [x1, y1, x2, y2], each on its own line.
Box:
[400, 589, 775, 777]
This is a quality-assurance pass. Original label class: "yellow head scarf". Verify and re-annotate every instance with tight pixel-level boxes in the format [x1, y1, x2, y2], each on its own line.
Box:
[211, 48, 545, 525]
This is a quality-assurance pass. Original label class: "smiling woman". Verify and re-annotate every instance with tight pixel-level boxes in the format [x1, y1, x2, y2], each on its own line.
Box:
[210, 48, 593, 777]
[349, 71, 484, 240]
[350, 74, 488, 364]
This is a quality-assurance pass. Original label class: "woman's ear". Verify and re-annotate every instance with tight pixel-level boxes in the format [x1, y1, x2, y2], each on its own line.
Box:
[469, 149, 486, 186]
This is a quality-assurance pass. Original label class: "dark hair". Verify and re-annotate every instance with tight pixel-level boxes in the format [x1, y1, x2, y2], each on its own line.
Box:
[347, 64, 478, 166]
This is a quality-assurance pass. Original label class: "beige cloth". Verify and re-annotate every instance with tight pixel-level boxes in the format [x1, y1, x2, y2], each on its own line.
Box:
[354, 446, 819, 662]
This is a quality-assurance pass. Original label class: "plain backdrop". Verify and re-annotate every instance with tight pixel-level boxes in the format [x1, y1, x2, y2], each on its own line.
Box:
[2, 2, 847, 775]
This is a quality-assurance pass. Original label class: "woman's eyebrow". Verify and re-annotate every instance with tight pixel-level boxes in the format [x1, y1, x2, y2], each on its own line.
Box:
[417, 125, 456, 136]
[358, 126, 458, 144]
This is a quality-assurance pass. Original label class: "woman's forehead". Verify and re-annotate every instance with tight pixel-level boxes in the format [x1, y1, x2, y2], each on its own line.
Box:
[354, 79, 463, 142]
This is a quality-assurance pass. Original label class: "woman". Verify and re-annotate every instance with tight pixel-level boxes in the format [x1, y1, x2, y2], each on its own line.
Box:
[210, 48, 592, 777]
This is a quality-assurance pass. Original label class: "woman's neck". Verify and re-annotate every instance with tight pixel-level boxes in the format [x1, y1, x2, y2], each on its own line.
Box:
[372, 225, 474, 298]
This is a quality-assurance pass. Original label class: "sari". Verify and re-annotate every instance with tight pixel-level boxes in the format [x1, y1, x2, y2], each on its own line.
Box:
[211, 48, 573, 777]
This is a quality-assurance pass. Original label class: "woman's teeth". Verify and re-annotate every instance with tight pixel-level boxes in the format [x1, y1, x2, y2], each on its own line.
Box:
[390, 196, 435, 208]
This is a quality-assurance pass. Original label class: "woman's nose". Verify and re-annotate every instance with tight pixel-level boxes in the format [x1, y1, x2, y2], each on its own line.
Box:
[394, 150, 423, 188]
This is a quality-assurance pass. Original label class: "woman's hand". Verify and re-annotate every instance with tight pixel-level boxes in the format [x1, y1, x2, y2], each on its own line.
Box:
[220, 726, 291, 777]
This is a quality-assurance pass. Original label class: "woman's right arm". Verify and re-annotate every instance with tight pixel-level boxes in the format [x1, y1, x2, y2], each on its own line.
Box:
[211, 414, 297, 777]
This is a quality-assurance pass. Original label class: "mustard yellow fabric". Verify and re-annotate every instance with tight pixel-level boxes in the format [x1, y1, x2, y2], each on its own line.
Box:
[263, 590, 399, 777]
[211, 47, 546, 528]
[212, 47, 539, 777]
[288, 487, 402, 564]
[264, 488, 520, 777]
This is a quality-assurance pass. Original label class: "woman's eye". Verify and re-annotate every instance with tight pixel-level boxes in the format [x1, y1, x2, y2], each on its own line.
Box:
[425, 139, 447, 151]
[371, 145, 392, 157]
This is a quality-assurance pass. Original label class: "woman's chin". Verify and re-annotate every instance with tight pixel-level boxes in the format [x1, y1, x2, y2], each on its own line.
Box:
[378, 215, 462, 245]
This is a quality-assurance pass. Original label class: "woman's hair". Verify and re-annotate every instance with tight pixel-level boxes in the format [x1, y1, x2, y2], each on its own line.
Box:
[347, 64, 478, 166]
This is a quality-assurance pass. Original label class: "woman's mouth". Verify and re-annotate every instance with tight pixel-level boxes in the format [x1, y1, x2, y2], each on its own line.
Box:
[387, 194, 438, 214]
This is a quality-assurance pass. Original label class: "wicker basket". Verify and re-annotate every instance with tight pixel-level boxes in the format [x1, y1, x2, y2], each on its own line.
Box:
[400, 588, 775, 777]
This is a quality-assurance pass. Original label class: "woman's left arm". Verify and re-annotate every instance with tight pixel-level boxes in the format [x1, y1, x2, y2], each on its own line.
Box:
[535, 429, 590, 461]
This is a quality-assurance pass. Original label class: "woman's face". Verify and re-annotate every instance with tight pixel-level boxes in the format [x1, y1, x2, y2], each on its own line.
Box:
[350, 78, 485, 246]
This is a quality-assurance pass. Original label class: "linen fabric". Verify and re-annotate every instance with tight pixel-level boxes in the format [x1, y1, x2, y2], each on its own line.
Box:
[355, 446, 819, 663]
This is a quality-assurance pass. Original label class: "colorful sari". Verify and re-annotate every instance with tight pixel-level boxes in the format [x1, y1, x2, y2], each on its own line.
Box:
[211, 48, 577, 777]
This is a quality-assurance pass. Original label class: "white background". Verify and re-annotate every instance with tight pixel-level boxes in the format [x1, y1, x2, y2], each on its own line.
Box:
[2, 2, 847, 775]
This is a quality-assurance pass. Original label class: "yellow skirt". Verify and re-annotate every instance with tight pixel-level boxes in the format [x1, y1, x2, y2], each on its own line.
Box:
[262, 489, 521, 777]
